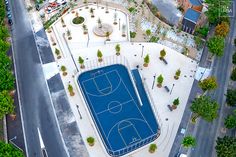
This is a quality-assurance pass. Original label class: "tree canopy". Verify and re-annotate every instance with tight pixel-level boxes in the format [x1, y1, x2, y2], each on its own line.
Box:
[205, 0, 230, 24]
[224, 111, 236, 129]
[215, 136, 236, 157]
[215, 22, 230, 37]
[0, 141, 24, 157]
[199, 76, 218, 92]
[207, 36, 225, 56]
[226, 89, 236, 106]
[0, 90, 14, 119]
[190, 96, 219, 122]
[182, 136, 196, 148]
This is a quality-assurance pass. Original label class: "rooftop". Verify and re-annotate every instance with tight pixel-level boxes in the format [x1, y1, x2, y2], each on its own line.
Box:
[189, 0, 202, 6]
[183, 8, 201, 24]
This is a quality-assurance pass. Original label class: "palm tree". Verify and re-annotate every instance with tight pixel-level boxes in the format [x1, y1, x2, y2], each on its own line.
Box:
[90, 8, 94, 18]
[55, 48, 61, 59]
[159, 49, 166, 60]
[174, 69, 181, 80]
[97, 49, 103, 62]
[87, 137, 95, 146]
[82, 24, 88, 35]
[105, 32, 110, 41]
[68, 84, 75, 96]
[157, 74, 164, 88]
[47, 27, 52, 33]
[172, 97, 180, 109]
[78, 56, 85, 69]
[115, 44, 120, 56]
[97, 18, 102, 28]
[122, 24, 126, 37]
[60, 65, 67, 76]
[113, 12, 117, 25]
[67, 29, 72, 40]
[61, 18, 66, 27]
[149, 144, 157, 153]
[146, 29, 151, 37]
[143, 54, 150, 67]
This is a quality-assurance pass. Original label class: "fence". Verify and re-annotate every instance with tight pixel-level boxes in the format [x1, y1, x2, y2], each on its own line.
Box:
[77, 55, 160, 156]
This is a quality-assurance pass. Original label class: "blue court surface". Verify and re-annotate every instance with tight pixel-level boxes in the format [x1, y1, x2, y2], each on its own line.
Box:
[78, 64, 159, 156]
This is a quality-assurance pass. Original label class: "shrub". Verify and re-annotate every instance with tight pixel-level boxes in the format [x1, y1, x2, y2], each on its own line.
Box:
[160, 49, 166, 60]
[130, 31, 136, 38]
[149, 143, 157, 153]
[149, 36, 159, 42]
[72, 16, 85, 24]
[87, 137, 95, 146]
[182, 136, 196, 148]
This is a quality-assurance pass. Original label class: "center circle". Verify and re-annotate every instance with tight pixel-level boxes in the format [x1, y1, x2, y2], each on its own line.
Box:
[108, 101, 122, 114]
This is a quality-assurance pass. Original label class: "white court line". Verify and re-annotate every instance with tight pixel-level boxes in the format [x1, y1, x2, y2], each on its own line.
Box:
[93, 74, 112, 95]
[96, 99, 133, 115]
[81, 70, 121, 97]
[116, 72, 155, 134]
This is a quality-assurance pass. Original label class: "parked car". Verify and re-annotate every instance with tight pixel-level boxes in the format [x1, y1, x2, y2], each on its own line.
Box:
[8, 19, 13, 25]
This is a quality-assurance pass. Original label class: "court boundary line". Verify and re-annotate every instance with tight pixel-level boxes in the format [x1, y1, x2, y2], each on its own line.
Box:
[93, 73, 112, 95]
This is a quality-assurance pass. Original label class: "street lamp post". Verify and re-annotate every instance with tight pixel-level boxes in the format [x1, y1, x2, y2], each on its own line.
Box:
[9, 136, 23, 151]
[119, 18, 121, 30]
[76, 105, 82, 119]
[152, 74, 156, 89]
[170, 83, 175, 95]
[141, 45, 144, 58]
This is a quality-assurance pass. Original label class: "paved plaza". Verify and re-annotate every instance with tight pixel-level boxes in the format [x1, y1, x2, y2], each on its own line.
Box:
[43, 3, 198, 157]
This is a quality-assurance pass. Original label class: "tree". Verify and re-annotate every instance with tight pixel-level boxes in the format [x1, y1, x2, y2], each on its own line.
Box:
[207, 36, 225, 56]
[0, 39, 10, 53]
[215, 136, 236, 157]
[0, 141, 24, 157]
[61, 18, 66, 27]
[143, 54, 150, 67]
[68, 84, 74, 96]
[0, 52, 12, 70]
[122, 24, 126, 37]
[226, 89, 236, 106]
[55, 48, 61, 59]
[172, 97, 180, 109]
[0, 26, 9, 41]
[115, 44, 120, 56]
[60, 66, 67, 76]
[234, 38, 236, 46]
[87, 137, 95, 146]
[149, 143, 157, 153]
[199, 76, 218, 92]
[190, 96, 219, 122]
[182, 136, 196, 148]
[231, 68, 236, 81]
[90, 8, 94, 18]
[224, 111, 236, 129]
[146, 29, 151, 37]
[78, 56, 85, 69]
[0, 69, 15, 92]
[159, 49, 166, 60]
[97, 49, 103, 62]
[205, 0, 230, 24]
[215, 22, 230, 37]
[82, 24, 88, 35]
[113, 12, 117, 25]
[157, 74, 164, 88]
[105, 32, 110, 41]
[67, 30, 72, 40]
[97, 18, 102, 28]
[232, 53, 236, 64]
[0, 90, 14, 119]
[174, 69, 181, 80]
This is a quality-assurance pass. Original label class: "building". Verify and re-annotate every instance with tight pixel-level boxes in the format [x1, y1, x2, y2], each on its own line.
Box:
[178, 0, 203, 34]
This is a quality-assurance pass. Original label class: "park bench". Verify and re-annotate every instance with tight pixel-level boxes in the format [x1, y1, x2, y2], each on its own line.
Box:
[164, 86, 170, 93]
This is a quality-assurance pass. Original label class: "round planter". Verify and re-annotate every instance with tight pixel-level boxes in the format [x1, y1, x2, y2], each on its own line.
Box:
[71, 16, 85, 26]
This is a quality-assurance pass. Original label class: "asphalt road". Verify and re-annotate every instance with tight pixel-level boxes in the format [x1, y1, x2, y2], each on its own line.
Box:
[189, 1, 236, 157]
[9, 0, 68, 156]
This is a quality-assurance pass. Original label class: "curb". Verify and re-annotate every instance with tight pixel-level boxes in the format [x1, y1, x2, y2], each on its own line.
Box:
[3, 115, 8, 143]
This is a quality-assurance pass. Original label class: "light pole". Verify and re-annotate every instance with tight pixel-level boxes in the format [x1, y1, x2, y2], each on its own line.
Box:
[170, 83, 175, 95]
[9, 136, 23, 151]
[119, 18, 121, 30]
[76, 105, 82, 119]
[152, 74, 156, 89]
[141, 45, 144, 58]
